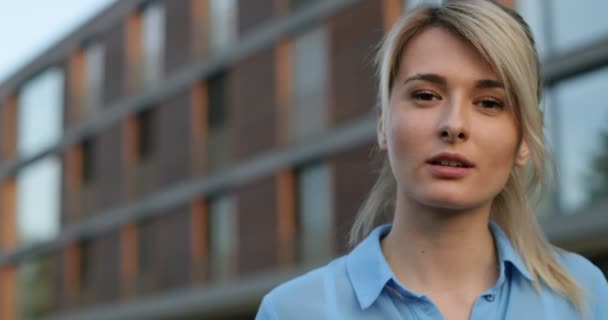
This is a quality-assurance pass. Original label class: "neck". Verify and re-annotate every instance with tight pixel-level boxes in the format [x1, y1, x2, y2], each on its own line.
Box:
[381, 192, 498, 294]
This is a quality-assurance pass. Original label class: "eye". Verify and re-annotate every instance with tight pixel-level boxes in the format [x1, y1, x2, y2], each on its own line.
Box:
[412, 90, 441, 102]
[476, 98, 504, 110]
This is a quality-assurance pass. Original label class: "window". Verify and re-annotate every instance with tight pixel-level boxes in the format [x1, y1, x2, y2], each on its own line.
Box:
[405, 0, 442, 11]
[515, 0, 549, 58]
[79, 239, 93, 293]
[17, 256, 54, 318]
[208, 195, 236, 279]
[81, 137, 95, 185]
[290, 0, 321, 11]
[137, 219, 155, 292]
[137, 108, 156, 162]
[549, 66, 608, 213]
[83, 42, 105, 113]
[18, 68, 64, 158]
[289, 27, 329, 143]
[548, 0, 608, 53]
[16, 158, 61, 244]
[141, 2, 165, 88]
[209, 0, 237, 54]
[205, 73, 230, 172]
[295, 161, 333, 262]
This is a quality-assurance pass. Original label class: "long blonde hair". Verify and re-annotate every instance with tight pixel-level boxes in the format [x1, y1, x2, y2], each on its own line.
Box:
[349, 0, 585, 311]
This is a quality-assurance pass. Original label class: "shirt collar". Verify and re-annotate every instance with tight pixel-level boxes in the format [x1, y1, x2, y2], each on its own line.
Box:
[346, 221, 534, 310]
[489, 220, 534, 282]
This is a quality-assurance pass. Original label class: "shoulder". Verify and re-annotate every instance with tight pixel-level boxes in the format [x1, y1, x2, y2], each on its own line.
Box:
[556, 250, 608, 315]
[256, 256, 355, 319]
[556, 250, 606, 288]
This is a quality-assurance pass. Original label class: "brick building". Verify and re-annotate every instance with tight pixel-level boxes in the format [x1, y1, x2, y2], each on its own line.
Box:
[0, 0, 606, 319]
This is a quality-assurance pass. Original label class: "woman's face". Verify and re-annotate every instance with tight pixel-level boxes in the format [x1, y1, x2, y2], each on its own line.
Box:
[378, 27, 529, 211]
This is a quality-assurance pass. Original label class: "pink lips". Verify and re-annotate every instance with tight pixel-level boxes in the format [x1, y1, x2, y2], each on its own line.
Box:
[426, 152, 475, 179]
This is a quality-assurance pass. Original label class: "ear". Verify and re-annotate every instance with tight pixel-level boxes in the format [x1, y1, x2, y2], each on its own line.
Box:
[377, 112, 387, 150]
[515, 140, 530, 166]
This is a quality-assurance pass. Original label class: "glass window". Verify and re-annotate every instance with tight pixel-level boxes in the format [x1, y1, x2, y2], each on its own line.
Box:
[18, 68, 64, 158]
[550, 0, 608, 53]
[141, 2, 165, 88]
[290, 0, 321, 11]
[550, 66, 608, 213]
[208, 195, 236, 279]
[137, 220, 154, 276]
[296, 161, 333, 262]
[515, 0, 549, 58]
[206, 73, 230, 173]
[81, 137, 95, 185]
[209, 0, 237, 54]
[16, 157, 61, 243]
[289, 27, 329, 143]
[17, 256, 54, 319]
[84, 42, 105, 113]
[405, 0, 442, 11]
[137, 108, 155, 161]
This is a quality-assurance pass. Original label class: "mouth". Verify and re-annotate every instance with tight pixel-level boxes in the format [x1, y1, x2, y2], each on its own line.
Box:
[426, 153, 475, 178]
[426, 153, 475, 168]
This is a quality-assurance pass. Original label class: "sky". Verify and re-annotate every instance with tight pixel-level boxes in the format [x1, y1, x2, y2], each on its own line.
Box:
[0, 0, 116, 84]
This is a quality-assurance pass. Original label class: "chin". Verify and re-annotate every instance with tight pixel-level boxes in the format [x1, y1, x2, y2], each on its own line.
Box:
[414, 189, 485, 212]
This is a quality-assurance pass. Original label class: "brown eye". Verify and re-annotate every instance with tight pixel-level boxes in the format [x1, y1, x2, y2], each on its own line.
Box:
[477, 98, 504, 109]
[412, 91, 440, 101]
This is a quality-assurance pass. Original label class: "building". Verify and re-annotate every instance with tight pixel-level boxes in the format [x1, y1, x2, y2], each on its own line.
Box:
[0, 0, 605, 319]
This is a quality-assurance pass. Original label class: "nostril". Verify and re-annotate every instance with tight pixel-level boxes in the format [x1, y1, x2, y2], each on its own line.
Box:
[458, 132, 466, 139]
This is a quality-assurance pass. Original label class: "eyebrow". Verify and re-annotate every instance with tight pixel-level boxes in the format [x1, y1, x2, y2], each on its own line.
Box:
[403, 73, 505, 89]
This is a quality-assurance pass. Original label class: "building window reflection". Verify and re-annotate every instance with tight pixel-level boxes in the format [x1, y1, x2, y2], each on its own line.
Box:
[550, 66, 608, 213]
[295, 161, 333, 262]
[141, 1, 165, 89]
[16, 68, 64, 244]
[289, 27, 329, 143]
[208, 195, 236, 280]
[83, 42, 105, 114]
[209, 0, 237, 54]
[17, 68, 64, 158]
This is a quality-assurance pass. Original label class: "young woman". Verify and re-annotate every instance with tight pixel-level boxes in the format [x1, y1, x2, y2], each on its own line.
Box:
[256, 1, 608, 319]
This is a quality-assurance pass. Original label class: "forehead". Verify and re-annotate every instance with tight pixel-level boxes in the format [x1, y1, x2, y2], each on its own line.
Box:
[397, 27, 499, 83]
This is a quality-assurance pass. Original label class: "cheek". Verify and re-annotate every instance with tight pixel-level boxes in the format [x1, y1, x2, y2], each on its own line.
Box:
[386, 109, 433, 155]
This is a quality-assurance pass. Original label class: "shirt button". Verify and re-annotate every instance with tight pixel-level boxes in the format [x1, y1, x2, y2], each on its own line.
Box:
[484, 294, 495, 302]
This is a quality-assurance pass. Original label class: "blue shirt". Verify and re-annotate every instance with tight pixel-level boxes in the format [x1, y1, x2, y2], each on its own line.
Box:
[256, 222, 608, 319]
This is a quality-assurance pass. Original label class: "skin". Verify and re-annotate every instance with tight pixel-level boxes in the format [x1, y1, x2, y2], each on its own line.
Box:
[377, 27, 530, 320]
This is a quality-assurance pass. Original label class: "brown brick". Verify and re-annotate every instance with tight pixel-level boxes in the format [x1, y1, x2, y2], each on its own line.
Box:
[329, 0, 383, 125]
[330, 142, 377, 253]
[232, 47, 277, 160]
[162, 0, 193, 75]
[237, 176, 278, 275]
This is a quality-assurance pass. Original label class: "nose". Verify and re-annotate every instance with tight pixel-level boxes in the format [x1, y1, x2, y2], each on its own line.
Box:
[438, 98, 469, 143]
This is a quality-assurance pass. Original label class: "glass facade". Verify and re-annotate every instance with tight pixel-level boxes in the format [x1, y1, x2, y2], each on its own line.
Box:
[208, 195, 236, 280]
[17, 68, 64, 158]
[289, 27, 329, 143]
[205, 72, 230, 173]
[551, 67, 608, 213]
[141, 2, 165, 88]
[84, 42, 105, 114]
[16, 69, 64, 244]
[209, 0, 237, 54]
[296, 162, 333, 262]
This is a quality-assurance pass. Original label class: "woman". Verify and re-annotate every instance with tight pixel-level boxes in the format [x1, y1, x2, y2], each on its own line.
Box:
[256, 1, 608, 319]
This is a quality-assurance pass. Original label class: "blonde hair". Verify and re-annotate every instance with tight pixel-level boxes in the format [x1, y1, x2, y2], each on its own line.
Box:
[349, 0, 585, 311]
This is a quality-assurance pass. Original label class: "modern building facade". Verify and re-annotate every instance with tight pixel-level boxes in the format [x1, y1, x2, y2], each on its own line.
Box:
[0, 0, 605, 319]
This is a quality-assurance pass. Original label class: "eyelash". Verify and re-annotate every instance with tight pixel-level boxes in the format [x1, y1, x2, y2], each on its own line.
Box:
[476, 98, 504, 110]
[411, 91, 504, 110]
[411, 90, 440, 102]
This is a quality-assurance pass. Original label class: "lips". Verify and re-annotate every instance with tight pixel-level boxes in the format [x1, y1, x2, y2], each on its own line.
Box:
[426, 153, 475, 168]
[426, 152, 475, 178]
